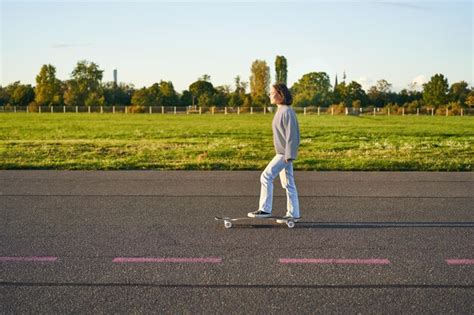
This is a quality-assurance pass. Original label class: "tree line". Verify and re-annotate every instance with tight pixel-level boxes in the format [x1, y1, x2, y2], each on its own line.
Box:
[1, 56, 473, 113]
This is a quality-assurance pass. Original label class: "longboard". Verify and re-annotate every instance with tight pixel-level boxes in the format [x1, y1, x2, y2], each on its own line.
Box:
[215, 216, 300, 229]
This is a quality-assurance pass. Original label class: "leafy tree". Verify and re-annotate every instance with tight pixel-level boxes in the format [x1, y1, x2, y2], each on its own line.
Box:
[35, 64, 63, 106]
[64, 60, 104, 106]
[234, 75, 248, 94]
[250, 59, 270, 106]
[376, 79, 392, 94]
[0, 86, 10, 106]
[189, 80, 215, 106]
[148, 83, 161, 103]
[198, 93, 211, 107]
[367, 86, 381, 107]
[84, 92, 105, 107]
[367, 79, 392, 107]
[345, 81, 368, 107]
[129, 82, 178, 107]
[131, 85, 160, 107]
[159, 80, 179, 106]
[180, 90, 192, 106]
[275, 55, 288, 85]
[228, 93, 243, 107]
[213, 85, 230, 107]
[228, 75, 247, 107]
[5, 81, 35, 107]
[397, 88, 423, 106]
[333, 81, 346, 104]
[422, 74, 449, 108]
[449, 81, 470, 106]
[291, 72, 332, 107]
[242, 94, 253, 108]
[465, 90, 474, 108]
[103, 82, 133, 106]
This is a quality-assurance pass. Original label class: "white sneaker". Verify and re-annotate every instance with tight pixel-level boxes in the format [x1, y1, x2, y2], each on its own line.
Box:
[248, 210, 272, 218]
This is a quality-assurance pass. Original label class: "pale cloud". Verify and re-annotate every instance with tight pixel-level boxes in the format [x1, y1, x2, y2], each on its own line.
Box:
[355, 76, 375, 90]
[411, 74, 427, 90]
[372, 1, 431, 11]
[51, 43, 93, 49]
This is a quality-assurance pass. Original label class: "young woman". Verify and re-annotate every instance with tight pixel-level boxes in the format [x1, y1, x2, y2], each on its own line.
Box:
[248, 83, 301, 221]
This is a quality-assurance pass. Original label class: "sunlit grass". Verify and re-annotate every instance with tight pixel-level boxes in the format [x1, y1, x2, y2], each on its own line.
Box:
[0, 113, 472, 170]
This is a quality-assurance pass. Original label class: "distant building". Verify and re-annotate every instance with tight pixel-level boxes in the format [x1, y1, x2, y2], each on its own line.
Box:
[113, 69, 118, 86]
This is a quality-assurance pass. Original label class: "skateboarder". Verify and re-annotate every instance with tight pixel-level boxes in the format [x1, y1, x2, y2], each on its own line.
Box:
[248, 83, 301, 221]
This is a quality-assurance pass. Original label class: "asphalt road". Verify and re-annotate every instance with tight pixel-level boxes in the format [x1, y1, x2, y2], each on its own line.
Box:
[1, 171, 473, 313]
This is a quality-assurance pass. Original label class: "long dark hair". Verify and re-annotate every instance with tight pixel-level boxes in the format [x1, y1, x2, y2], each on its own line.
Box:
[272, 83, 293, 105]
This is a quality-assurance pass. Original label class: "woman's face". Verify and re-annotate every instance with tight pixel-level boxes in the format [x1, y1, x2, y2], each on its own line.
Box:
[269, 87, 284, 105]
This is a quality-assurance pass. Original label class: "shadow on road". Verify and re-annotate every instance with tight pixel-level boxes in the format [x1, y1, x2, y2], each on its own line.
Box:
[229, 222, 474, 229]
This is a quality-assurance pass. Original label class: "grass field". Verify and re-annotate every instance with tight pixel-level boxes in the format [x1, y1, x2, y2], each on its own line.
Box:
[0, 113, 472, 171]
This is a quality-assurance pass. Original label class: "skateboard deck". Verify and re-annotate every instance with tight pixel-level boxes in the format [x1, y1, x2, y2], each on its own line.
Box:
[215, 216, 300, 229]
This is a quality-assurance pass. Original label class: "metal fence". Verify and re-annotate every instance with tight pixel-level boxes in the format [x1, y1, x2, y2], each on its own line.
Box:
[0, 105, 472, 116]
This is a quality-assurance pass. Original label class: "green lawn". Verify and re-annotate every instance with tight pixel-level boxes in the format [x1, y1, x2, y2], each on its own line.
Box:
[0, 113, 472, 170]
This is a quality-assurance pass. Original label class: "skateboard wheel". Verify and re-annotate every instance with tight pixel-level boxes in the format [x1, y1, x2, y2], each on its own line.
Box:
[224, 220, 232, 229]
[287, 220, 295, 228]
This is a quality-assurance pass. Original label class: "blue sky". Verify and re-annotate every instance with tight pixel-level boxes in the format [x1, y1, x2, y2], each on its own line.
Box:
[1, 0, 472, 93]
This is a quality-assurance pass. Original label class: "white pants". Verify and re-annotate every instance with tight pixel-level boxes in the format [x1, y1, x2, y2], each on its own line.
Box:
[258, 154, 300, 217]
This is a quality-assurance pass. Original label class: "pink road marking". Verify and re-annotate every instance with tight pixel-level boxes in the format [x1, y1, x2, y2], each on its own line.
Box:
[446, 259, 474, 265]
[279, 258, 391, 265]
[0, 256, 57, 262]
[112, 257, 222, 263]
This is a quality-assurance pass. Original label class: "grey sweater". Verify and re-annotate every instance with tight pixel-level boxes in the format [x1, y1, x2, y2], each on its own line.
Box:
[272, 105, 300, 160]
